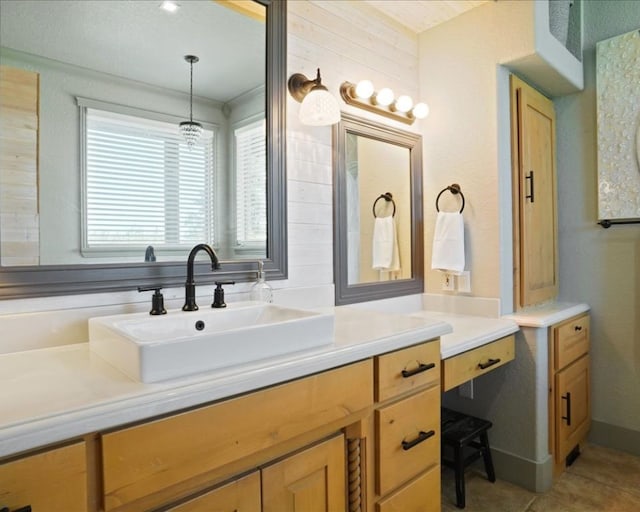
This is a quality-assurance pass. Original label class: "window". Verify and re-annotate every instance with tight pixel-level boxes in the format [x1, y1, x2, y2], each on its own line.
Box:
[234, 119, 266, 248]
[80, 100, 216, 256]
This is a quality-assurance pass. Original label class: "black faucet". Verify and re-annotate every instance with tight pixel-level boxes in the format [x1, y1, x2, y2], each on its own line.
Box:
[183, 243, 220, 311]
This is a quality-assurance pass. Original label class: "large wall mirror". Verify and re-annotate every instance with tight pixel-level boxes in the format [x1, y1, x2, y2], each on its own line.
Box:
[333, 113, 424, 305]
[0, 0, 286, 298]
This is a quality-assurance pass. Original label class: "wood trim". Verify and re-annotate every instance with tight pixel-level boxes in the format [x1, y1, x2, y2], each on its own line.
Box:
[214, 0, 266, 22]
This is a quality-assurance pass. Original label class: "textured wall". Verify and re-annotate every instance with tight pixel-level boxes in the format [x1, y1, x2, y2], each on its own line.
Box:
[555, 0, 640, 434]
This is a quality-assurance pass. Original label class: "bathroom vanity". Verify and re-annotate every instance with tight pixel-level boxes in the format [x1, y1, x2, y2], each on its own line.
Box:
[0, 308, 451, 512]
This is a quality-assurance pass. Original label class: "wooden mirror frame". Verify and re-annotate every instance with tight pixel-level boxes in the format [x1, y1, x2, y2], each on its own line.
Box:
[333, 113, 424, 305]
[0, 0, 287, 299]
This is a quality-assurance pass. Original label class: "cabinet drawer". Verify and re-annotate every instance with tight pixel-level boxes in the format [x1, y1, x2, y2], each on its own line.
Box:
[376, 465, 440, 512]
[376, 386, 440, 496]
[375, 341, 440, 402]
[554, 314, 589, 371]
[0, 441, 87, 512]
[102, 360, 372, 511]
[442, 335, 514, 391]
[167, 471, 260, 511]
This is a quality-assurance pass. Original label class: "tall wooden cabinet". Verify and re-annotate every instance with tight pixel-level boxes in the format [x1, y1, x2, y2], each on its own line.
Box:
[510, 75, 558, 309]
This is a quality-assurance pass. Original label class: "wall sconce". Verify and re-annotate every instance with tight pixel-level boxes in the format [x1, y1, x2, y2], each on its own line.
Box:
[340, 80, 429, 125]
[288, 68, 341, 126]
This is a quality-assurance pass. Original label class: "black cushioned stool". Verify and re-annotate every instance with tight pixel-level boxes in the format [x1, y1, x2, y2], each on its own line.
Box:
[441, 407, 496, 509]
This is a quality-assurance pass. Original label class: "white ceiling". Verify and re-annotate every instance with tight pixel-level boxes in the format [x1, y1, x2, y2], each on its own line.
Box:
[364, 0, 489, 33]
[0, 0, 265, 102]
[0, 0, 489, 101]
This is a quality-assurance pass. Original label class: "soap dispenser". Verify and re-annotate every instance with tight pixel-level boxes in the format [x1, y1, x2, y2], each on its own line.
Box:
[249, 260, 273, 303]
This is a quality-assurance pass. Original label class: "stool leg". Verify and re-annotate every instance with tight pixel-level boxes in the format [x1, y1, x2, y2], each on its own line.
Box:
[454, 444, 466, 508]
[480, 432, 496, 483]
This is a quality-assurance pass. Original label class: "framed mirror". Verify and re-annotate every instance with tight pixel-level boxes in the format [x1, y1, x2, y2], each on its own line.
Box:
[0, 0, 286, 299]
[333, 113, 424, 305]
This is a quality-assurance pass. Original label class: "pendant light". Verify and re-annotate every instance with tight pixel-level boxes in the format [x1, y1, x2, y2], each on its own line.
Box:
[179, 55, 203, 148]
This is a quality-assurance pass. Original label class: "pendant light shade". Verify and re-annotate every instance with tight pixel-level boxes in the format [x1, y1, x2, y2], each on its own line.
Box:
[180, 55, 202, 148]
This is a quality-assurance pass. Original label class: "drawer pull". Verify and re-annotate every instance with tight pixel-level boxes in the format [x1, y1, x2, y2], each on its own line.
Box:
[562, 392, 572, 426]
[401, 430, 435, 451]
[574, 325, 583, 332]
[401, 362, 436, 378]
[477, 358, 501, 370]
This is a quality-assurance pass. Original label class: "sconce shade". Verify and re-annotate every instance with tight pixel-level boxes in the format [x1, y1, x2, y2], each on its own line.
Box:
[288, 69, 341, 126]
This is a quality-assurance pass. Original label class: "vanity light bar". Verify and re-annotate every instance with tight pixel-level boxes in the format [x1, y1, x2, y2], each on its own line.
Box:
[340, 80, 429, 125]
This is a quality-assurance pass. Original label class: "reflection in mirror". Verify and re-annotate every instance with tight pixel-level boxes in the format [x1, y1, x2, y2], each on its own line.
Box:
[0, 0, 287, 298]
[334, 114, 423, 305]
[346, 135, 412, 284]
[1, 0, 265, 265]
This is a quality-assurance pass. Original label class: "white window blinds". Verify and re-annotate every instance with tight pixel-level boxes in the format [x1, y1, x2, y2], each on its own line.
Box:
[235, 120, 266, 246]
[82, 106, 215, 252]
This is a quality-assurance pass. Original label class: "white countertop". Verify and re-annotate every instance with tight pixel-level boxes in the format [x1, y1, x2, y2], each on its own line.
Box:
[409, 311, 520, 359]
[0, 306, 452, 458]
[504, 302, 590, 327]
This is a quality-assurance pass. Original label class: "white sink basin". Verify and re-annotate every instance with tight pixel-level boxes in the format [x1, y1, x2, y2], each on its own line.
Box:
[89, 302, 335, 382]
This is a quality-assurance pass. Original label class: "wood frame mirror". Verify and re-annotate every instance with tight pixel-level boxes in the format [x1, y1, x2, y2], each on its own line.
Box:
[333, 113, 424, 305]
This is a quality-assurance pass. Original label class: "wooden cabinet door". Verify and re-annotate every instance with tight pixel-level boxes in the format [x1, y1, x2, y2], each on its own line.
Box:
[261, 435, 345, 512]
[555, 354, 591, 463]
[511, 75, 558, 308]
[168, 472, 260, 512]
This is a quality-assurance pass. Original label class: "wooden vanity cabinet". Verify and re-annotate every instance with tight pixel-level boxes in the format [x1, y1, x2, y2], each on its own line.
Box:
[549, 313, 591, 474]
[510, 74, 559, 309]
[0, 441, 88, 512]
[373, 341, 441, 512]
[1, 339, 443, 512]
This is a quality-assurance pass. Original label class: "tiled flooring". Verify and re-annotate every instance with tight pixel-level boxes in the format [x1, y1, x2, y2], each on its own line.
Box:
[441, 444, 640, 511]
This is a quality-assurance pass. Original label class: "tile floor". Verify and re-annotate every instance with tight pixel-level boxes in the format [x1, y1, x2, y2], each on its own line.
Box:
[441, 444, 640, 511]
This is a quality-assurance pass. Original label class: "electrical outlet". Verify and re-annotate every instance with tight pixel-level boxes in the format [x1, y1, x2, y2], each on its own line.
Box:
[457, 271, 471, 293]
[442, 273, 455, 291]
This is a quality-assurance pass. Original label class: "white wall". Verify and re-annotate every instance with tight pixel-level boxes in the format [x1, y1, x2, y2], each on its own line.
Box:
[555, 0, 640, 439]
[418, 0, 533, 307]
[285, 0, 420, 289]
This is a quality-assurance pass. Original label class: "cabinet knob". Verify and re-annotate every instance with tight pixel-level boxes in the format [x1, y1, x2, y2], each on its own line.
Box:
[574, 325, 583, 332]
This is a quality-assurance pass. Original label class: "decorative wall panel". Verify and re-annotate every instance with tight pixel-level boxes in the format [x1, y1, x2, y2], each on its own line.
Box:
[596, 29, 640, 222]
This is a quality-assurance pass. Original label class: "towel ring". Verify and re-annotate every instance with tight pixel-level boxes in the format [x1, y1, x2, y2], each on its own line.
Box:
[373, 192, 396, 218]
[435, 183, 465, 213]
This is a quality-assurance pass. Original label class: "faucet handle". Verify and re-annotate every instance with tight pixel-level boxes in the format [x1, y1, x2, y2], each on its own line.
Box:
[212, 281, 235, 309]
[138, 286, 167, 315]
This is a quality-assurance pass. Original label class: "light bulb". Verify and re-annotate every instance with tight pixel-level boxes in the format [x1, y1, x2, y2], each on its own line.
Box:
[354, 80, 374, 99]
[395, 95, 413, 113]
[412, 102, 430, 119]
[375, 88, 394, 107]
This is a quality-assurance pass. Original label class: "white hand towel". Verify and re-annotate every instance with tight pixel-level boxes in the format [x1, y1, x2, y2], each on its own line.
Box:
[372, 216, 400, 271]
[431, 211, 465, 274]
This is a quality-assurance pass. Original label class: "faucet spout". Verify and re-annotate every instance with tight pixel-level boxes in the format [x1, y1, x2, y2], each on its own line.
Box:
[183, 243, 220, 311]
